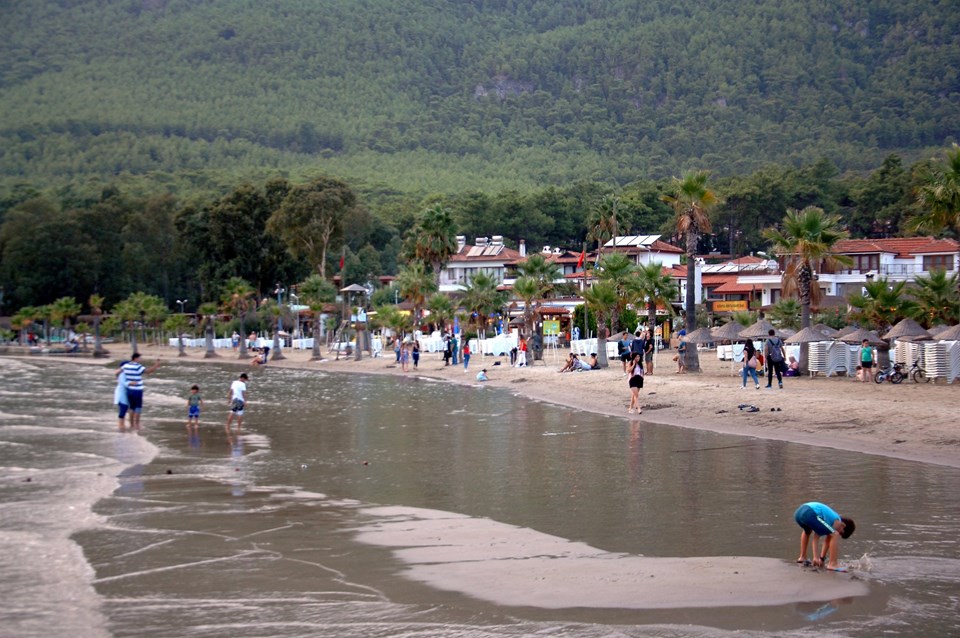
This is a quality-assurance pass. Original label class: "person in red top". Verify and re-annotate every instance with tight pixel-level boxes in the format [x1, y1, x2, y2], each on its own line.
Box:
[516, 335, 528, 367]
[462, 342, 471, 371]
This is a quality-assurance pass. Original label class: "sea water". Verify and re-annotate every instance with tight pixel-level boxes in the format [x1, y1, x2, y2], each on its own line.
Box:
[1, 359, 959, 637]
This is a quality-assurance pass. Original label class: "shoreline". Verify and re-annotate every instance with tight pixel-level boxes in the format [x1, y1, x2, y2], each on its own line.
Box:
[9, 342, 959, 469]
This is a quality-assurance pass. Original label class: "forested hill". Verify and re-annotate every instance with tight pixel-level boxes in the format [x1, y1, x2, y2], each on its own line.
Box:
[1, 0, 958, 196]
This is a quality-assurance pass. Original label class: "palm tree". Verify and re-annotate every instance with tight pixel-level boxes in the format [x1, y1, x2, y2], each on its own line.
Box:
[299, 274, 337, 361]
[112, 298, 141, 354]
[260, 299, 288, 361]
[582, 282, 618, 368]
[406, 204, 459, 284]
[11, 305, 38, 347]
[847, 278, 918, 335]
[37, 304, 54, 345]
[142, 296, 168, 346]
[766, 299, 802, 331]
[221, 277, 256, 359]
[662, 170, 718, 372]
[908, 268, 959, 326]
[396, 261, 437, 330]
[763, 207, 851, 373]
[511, 276, 540, 340]
[910, 145, 960, 315]
[596, 252, 637, 334]
[634, 262, 678, 338]
[197, 302, 220, 358]
[164, 313, 192, 357]
[586, 194, 621, 259]
[89, 294, 108, 357]
[49, 297, 82, 340]
[425, 292, 454, 333]
[515, 253, 562, 359]
[461, 271, 504, 338]
[911, 144, 960, 236]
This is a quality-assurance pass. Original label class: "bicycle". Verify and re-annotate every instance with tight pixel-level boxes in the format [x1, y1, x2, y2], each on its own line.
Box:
[874, 362, 904, 384]
[906, 358, 929, 383]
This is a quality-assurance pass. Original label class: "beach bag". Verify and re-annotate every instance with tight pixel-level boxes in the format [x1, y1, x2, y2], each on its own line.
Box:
[747, 355, 758, 369]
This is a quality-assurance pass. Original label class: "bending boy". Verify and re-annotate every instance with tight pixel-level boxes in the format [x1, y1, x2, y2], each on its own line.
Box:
[794, 501, 856, 571]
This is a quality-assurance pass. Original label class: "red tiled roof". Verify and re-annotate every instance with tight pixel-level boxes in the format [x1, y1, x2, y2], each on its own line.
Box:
[729, 255, 765, 264]
[832, 237, 959, 259]
[712, 281, 757, 294]
[607, 240, 684, 255]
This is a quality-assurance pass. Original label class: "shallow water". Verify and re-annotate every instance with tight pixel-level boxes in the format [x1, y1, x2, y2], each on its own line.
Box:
[1, 359, 959, 637]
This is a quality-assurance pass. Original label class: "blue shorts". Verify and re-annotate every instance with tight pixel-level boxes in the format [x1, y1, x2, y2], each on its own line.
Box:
[230, 399, 245, 415]
[794, 504, 834, 536]
[188, 406, 200, 418]
[127, 389, 143, 412]
[117, 403, 129, 418]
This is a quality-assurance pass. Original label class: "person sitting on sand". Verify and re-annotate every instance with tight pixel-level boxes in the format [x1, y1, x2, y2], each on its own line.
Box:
[588, 353, 601, 370]
[476, 368, 488, 382]
[558, 353, 578, 373]
[251, 345, 270, 366]
[784, 355, 800, 377]
[794, 501, 856, 571]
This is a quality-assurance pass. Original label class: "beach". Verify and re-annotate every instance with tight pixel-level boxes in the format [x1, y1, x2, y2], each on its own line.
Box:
[4, 346, 960, 635]
[104, 342, 960, 470]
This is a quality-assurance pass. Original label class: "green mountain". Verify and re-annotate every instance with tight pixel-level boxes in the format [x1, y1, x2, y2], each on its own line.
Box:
[1, 0, 957, 196]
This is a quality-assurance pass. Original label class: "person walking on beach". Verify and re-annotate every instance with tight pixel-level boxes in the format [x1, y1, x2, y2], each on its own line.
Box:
[186, 384, 203, 429]
[116, 353, 161, 430]
[114, 362, 129, 431]
[226, 373, 248, 431]
[412, 341, 420, 370]
[462, 342, 471, 371]
[675, 329, 687, 374]
[740, 340, 760, 389]
[764, 329, 786, 388]
[627, 352, 644, 414]
[451, 334, 459, 365]
[400, 342, 410, 372]
[859, 339, 874, 383]
[794, 501, 856, 571]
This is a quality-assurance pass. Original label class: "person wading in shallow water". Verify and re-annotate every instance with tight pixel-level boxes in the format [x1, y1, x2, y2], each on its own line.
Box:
[116, 352, 160, 430]
[794, 501, 856, 572]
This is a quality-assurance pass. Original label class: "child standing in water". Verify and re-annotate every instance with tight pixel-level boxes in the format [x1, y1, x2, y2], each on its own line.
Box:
[186, 385, 203, 429]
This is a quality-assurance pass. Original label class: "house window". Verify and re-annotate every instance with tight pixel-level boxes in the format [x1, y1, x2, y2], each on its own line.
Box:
[853, 254, 879, 272]
[923, 255, 952, 271]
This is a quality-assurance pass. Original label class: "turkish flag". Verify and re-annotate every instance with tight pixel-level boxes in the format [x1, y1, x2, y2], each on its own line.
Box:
[576, 250, 585, 269]
[339, 255, 345, 270]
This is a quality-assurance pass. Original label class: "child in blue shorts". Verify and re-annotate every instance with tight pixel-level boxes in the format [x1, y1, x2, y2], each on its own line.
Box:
[186, 385, 203, 429]
[794, 501, 856, 571]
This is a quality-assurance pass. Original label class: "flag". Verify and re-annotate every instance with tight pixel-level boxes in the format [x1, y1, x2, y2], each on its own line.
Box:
[576, 250, 585, 269]
[339, 254, 345, 270]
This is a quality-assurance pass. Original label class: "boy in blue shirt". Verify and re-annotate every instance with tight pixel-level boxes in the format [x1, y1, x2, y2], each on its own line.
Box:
[794, 502, 856, 571]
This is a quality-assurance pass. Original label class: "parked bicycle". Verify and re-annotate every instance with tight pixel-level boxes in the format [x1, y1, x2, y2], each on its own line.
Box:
[874, 362, 904, 384]
[907, 358, 929, 383]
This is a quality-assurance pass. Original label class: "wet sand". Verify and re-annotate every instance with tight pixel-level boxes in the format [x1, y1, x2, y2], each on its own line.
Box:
[82, 341, 959, 470]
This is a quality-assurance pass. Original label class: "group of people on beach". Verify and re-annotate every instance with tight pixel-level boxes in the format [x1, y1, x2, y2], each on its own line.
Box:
[113, 352, 249, 432]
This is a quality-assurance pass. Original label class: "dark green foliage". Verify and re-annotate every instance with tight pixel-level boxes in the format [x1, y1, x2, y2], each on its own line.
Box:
[1, 0, 957, 195]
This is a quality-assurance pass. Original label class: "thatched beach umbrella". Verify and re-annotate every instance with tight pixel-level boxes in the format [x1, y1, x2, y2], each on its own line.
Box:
[835, 325, 859, 339]
[883, 317, 933, 341]
[681, 327, 716, 344]
[934, 324, 960, 341]
[738, 319, 781, 339]
[812, 323, 839, 338]
[711, 321, 746, 342]
[838, 328, 885, 345]
[785, 326, 835, 344]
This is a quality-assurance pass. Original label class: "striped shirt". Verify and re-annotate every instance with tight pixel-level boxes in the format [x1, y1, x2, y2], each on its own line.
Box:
[121, 361, 146, 390]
